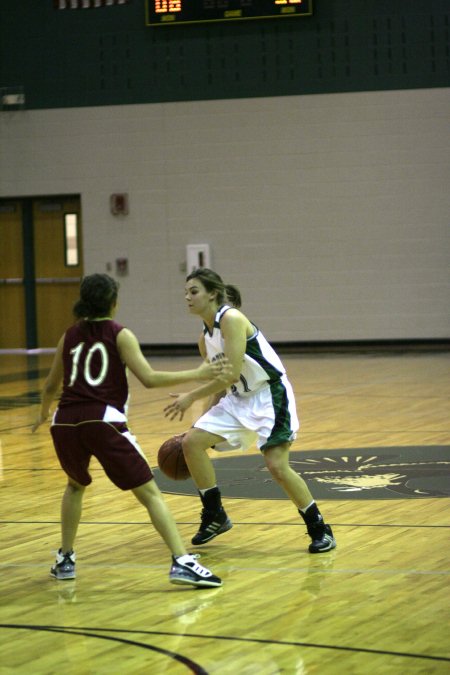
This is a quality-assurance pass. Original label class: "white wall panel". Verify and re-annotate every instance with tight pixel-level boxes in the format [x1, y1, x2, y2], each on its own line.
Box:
[1, 88, 449, 344]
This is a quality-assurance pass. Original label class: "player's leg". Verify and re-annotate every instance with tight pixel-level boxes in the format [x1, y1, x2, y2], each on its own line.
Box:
[133, 479, 186, 555]
[263, 443, 336, 553]
[50, 478, 85, 580]
[182, 428, 233, 545]
[88, 422, 222, 586]
[132, 479, 222, 588]
[50, 424, 91, 580]
[182, 428, 224, 489]
[61, 477, 86, 552]
[263, 442, 314, 506]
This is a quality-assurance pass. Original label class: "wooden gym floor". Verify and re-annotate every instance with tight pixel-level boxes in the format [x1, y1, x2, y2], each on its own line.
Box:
[0, 350, 449, 674]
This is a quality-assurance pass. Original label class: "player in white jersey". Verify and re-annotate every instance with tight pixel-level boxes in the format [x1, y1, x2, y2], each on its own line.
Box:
[164, 268, 336, 554]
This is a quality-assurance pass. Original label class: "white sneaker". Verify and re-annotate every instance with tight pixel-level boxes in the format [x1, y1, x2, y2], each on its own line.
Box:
[169, 554, 222, 588]
[50, 549, 76, 580]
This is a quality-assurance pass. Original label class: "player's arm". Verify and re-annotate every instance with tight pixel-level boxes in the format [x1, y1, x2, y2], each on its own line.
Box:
[117, 328, 225, 388]
[189, 311, 245, 399]
[221, 309, 247, 381]
[32, 334, 65, 432]
[164, 311, 245, 420]
[198, 333, 226, 413]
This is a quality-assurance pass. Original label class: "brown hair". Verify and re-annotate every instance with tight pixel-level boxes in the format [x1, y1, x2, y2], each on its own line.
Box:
[73, 274, 119, 319]
[186, 268, 242, 308]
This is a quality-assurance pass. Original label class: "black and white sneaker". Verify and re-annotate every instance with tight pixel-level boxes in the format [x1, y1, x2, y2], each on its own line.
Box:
[308, 524, 336, 554]
[191, 508, 233, 546]
[169, 554, 222, 588]
[50, 549, 76, 580]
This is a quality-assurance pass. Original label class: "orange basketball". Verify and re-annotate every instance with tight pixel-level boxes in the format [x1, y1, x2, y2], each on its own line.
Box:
[157, 433, 190, 480]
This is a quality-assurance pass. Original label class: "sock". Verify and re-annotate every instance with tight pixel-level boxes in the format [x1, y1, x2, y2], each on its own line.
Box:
[299, 501, 323, 528]
[199, 486, 222, 512]
[199, 486, 216, 497]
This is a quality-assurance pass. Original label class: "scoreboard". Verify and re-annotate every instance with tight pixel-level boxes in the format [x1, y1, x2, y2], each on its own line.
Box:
[146, 0, 313, 26]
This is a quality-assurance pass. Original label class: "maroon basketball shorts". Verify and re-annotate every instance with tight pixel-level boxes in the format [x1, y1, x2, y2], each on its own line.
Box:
[51, 408, 153, 490]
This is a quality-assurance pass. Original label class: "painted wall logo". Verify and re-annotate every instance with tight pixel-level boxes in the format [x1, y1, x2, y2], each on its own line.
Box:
[154, 446, 450, 500]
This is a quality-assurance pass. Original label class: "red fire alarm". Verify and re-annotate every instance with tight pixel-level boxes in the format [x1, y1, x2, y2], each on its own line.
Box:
[116, 257, 129, 276]
[110, 193, 129, 215]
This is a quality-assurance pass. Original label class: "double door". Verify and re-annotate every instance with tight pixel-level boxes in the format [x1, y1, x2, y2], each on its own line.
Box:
[0, 196, 83, 349]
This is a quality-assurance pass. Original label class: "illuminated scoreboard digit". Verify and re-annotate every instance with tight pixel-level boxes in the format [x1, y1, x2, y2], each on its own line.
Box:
[146, 0, 313, 26]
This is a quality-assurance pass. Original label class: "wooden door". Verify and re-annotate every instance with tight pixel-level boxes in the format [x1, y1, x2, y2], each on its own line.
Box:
[34, 197, 83, 348]
[0, 201, 26, 348]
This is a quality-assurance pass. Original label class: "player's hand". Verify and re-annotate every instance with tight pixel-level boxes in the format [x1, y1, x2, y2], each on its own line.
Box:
[197, 357, 232, 382]
[196, 358, 221, 380]
[164, 393, 193, 421]
[31, 412, 48, 433]
[215, 358, 233, 384]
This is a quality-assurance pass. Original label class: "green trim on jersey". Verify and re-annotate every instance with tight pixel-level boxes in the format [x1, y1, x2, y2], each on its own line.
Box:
[246, 334, 283, 383]
[260, 379, 293, 449]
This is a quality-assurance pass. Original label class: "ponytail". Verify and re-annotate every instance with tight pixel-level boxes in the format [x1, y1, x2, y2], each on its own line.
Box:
[225, 284, 241, 308]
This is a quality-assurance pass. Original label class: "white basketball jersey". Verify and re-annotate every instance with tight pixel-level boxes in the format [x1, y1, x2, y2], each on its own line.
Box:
[203, 305, 286, 397]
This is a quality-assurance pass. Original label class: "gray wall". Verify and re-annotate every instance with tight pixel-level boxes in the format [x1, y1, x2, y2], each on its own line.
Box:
[1, 88, 449, 343]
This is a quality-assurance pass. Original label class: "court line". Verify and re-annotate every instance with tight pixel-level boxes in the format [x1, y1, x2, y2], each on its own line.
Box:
[1, 519, 449, 529]
[0, 624, 207, 674]
[0, 563, 449, 576]
[1, 623, 449, 664]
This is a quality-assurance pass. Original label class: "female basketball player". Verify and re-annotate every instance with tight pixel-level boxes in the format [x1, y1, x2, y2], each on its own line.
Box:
[164, 268, 336, 554]
[32, 273, 224, 588]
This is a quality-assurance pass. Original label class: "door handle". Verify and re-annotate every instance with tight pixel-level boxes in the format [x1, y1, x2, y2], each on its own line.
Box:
[35, 277, 81, 284]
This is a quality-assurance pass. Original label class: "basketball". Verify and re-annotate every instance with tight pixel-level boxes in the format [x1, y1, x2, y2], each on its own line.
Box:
[157, 433, 190, 480]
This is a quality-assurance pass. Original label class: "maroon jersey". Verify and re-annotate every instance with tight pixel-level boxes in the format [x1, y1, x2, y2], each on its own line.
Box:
[59, 319, 128, 415]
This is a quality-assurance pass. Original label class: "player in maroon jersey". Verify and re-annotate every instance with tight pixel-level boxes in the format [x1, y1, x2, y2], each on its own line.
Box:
[32, 273, 226, 588]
